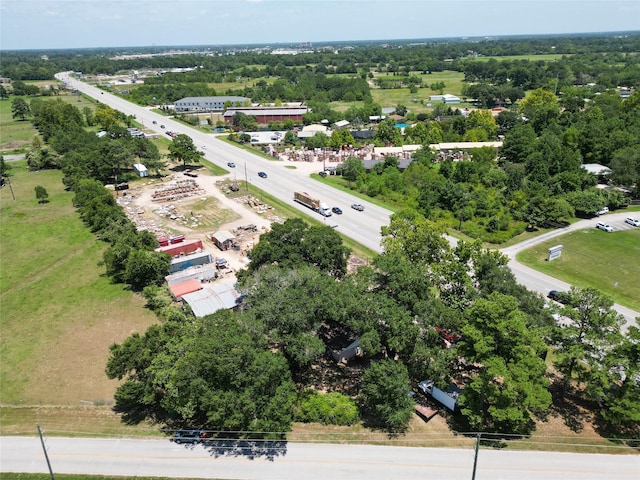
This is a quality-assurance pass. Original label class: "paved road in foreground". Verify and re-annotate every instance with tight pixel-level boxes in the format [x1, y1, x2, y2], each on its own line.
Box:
[56, 71, 639, 327]
[2, 436, 638, 480]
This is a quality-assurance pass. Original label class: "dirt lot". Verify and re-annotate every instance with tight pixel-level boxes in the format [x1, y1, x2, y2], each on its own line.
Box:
[117, 159, 326, 276]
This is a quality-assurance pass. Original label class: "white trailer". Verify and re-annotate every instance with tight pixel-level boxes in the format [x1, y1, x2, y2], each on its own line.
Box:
[418, 379, 460, 411]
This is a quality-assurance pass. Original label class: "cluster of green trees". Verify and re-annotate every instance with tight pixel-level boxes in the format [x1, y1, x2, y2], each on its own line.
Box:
[22, 97, 174, 292]
[26, 98, 165, 187]
[106, 212, 639, 437]
[73, 179, 170, 290]
[329, 88, 638, 242]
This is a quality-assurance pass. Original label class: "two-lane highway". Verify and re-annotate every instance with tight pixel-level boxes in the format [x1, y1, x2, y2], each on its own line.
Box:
[2, 436, 638, 480]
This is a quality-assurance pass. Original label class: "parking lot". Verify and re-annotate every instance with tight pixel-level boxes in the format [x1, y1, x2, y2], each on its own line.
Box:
[593, 214, 640, 232]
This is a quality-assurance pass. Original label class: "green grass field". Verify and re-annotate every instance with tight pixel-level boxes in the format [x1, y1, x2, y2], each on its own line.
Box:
[369, 70, 467, 113]
[517, 228, 640, 311]
[0, 162, 158, 406]
[0, 98, 39, 152]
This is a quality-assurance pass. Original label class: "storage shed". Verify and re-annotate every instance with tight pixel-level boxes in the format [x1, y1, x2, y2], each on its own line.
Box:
[133, 163, 149, 177]
[211, 230, 235, 251]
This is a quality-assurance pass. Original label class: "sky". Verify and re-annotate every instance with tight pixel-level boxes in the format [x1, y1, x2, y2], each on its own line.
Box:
[1, 0, 639, 51]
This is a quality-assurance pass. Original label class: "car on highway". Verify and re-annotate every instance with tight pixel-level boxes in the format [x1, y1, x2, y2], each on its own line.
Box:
[351, 203, 365, 211]
[160, 124, 165, 129]
[227, 162, 236, 168]
[625, 217, 640, 227]
[152, 120, 157, 125]
[596, 222, 613, 232]
[332, 207, 343, 214]
[258, 171, 268, 178]
[172, 430, 203, 444]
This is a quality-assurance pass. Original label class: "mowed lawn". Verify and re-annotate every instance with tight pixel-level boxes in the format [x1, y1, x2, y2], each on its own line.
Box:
[517, 228, 640, 311]
[0, 162, 158, 406]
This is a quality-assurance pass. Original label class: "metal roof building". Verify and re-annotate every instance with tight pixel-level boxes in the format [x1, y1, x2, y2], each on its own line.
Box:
[174, 96, 248, 113]
[181, 282, 241, 318]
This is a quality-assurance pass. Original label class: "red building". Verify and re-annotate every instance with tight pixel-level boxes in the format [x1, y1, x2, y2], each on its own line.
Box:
[223, 106, 309, 125]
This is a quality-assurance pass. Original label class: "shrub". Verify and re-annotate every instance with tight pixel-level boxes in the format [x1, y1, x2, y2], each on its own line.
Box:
[295, 390, 360, 426]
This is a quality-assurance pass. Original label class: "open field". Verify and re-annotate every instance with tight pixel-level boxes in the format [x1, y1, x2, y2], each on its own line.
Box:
[0, 98, 38, 152]
[0, 162, 158, 405]
[517, 228, 640, 311]
[370, 71, 467, 112]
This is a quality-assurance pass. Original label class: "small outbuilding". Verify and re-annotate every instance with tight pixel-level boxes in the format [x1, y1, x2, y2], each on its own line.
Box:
[211, 230, 235, 251]
[133, 163, 149, 177]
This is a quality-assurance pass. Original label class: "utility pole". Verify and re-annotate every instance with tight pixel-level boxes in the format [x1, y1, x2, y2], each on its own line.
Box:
[5, 175, 16, 200]
[37, 424, 55, 480]
[471, 433, 480, 480]
[244, 162, 249, 192]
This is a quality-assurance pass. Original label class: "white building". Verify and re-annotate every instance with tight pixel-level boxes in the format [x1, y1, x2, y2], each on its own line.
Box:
[133, 163, 148, 177]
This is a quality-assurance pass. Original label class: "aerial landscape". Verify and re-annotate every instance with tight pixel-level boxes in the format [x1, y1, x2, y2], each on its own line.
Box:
[1, 1, 639, 479]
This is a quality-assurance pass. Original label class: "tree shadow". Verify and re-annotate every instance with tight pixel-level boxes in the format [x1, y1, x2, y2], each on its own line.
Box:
[202, 438, 288, 461]
[546, 377, 594, 433]
[592, 415, 640, 449]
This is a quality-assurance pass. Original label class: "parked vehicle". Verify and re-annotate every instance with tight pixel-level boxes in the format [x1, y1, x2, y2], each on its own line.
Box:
[183, 169, 198, 178]
[332, 207, 343, 215]
[547, 290, 570, 304]
[595, 206, 609, 216]
[294, 191, 332, 216]
[318, 171, 327, 177]
[172, 430, 203, 444]
[625, 217, 640, 227]
[596, 222, 613, 232]
[258, 171, 268, 178]
[351, 203, 365, 211]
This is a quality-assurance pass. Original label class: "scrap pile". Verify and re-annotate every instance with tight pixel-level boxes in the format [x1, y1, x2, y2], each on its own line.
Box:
[151, 179, 205, 202]
[236, 195, 271, 214]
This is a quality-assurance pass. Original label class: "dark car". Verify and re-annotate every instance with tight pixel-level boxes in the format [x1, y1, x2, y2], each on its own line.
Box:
[172, 430, 203, 444]
[227, 162, 236, 168]
[160, 124, 165, 129]
[547, 290, 570, 305]
[258, 171, 268, 178]
[351, 203, 365, 211]
[152, 120, 157, 125]
[319, 171, 327, 178]
[332, 207, 343, 214]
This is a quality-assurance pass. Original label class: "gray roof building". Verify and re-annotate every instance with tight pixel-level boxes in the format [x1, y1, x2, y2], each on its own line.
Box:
[181, 281, 241, 317]
[174, 96, 248, 113]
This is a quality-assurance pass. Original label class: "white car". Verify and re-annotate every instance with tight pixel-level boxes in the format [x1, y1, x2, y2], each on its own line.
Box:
[595, 206, 609, 216]
[596, 222, 614, 232]
[625, 217, 640, 227]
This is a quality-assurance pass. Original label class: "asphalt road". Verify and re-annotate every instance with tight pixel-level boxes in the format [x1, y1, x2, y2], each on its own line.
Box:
[2, 436, 638, 480]
[55, 72, 639, 327]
